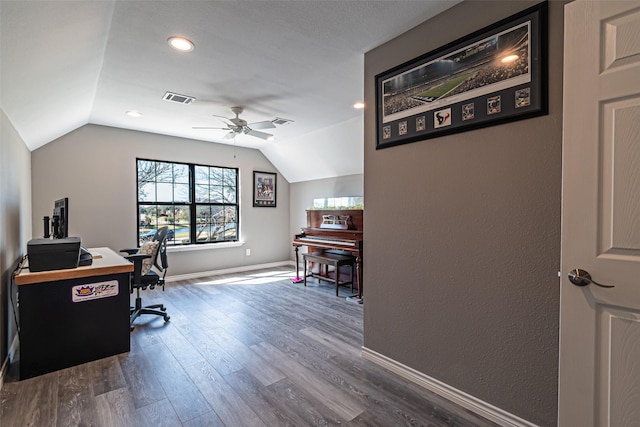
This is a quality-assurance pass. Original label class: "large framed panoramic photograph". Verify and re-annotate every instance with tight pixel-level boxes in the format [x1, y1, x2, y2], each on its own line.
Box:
[253, 171, 277, 207]
[376, 2, 547, 149]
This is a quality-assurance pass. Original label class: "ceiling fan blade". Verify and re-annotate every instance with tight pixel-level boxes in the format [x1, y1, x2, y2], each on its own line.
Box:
[208, 114, 236, 126]
[248, 120, 276, 130]
[245, 129, 273, 140]
[192, 126, 231, 130]
[211, 114, 231, 120]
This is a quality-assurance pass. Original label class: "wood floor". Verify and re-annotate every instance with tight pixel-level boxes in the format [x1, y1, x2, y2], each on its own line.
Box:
[1, 266, 497, 427]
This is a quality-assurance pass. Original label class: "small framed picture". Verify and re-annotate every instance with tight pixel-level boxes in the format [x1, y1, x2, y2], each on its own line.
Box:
[515, 87, 531, 108]
[487, 96, 501, 115]
[253, 171, 277, 207]
[383, 125, 392, 139]
[462, 103, 475, 121]
[399, 121, 408, 135]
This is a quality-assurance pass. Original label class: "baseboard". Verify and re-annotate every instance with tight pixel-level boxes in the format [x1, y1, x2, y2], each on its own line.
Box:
[165, 260, 295, 283]
[361, 347, 538, 427]
[0, 334, 19, 392]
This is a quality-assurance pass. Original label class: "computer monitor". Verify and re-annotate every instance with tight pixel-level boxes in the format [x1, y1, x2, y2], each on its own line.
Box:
[52, 197, 69, 239]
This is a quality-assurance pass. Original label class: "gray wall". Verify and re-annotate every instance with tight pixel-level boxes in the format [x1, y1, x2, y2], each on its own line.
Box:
[289, 173, 363, 259]
[31, 125, 290, 277]
[363, 1, 565, 425]
[0, 109, 32, 373]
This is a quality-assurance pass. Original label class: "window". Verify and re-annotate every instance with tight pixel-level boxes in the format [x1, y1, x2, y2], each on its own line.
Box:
[137, 159, 238, 246]
[313, 196, 364, 209]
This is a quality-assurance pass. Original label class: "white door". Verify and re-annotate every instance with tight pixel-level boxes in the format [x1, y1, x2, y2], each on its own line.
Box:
[559, 1, 640, 425]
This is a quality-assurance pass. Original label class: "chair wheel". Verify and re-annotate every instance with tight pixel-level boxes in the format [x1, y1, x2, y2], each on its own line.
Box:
[161, 307, 167, 312]
[130, 326, 135, 331]
[164, 316, 170, 322]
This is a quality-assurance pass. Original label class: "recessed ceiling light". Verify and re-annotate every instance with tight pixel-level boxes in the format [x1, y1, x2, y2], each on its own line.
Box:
[126, 110, 143, 117]
[353, 101, 365, 110]
[168, 36, 194, 52]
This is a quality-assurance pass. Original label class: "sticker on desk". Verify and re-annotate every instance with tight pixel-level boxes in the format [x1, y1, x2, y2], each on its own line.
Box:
[72, 280, 119, 303]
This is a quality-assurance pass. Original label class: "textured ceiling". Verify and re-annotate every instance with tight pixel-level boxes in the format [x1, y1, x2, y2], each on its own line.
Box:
[0, 0, 459, 182]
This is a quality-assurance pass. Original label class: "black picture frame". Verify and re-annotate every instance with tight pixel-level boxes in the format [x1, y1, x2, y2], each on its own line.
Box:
[375, 2, 548, 149]
[253, 171, 277, 207]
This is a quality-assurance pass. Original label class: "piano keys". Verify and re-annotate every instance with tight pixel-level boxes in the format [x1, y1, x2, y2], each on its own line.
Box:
[296, 235, 359, 248]
[293, 209, 363, 298]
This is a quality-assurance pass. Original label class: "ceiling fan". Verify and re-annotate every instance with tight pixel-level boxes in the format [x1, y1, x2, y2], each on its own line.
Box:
[193, 106, 279, 141]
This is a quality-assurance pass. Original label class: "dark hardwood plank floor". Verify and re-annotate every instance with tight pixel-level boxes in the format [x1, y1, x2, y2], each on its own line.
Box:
[1, 266, 498, 427]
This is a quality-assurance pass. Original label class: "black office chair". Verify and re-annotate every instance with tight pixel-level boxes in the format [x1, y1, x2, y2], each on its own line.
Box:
[121, 226, 170, 330]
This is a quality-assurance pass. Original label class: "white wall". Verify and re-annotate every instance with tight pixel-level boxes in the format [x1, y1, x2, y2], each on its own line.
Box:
[0, 109, 32, 374]
[262, 116, 364, 183]
[31, 125, 290, 277]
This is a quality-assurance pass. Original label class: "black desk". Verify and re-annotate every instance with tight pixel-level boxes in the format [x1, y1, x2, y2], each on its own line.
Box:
[14, 247, 133, 380]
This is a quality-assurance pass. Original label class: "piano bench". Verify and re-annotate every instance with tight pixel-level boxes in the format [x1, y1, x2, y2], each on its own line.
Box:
[303, 251, 356, 296]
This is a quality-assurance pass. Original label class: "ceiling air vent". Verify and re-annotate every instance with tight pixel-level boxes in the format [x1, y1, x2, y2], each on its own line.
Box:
[272, 117, 294, 126]
[163, 92, 195, 105]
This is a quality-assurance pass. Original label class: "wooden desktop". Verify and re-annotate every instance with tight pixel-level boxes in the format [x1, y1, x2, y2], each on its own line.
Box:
[14, 247, 133, 379]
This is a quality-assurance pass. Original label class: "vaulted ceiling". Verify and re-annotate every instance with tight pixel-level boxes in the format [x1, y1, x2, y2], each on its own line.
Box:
[0, 1, 459, 182]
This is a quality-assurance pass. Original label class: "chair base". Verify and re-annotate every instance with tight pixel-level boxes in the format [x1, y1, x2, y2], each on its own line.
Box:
[130, 296, 170, 331]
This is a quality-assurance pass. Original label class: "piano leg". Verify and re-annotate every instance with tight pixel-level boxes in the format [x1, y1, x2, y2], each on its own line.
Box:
[294, 246, 300, 278]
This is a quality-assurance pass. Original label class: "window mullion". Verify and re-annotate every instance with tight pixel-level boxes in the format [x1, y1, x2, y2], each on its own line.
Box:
[189, 164, 196, 245]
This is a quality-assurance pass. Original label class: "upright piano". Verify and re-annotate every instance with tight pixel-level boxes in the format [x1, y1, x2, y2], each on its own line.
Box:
[293, 209, 364, 298]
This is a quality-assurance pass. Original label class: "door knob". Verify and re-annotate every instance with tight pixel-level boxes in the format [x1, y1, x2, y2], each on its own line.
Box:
[568, 269, 614, 288]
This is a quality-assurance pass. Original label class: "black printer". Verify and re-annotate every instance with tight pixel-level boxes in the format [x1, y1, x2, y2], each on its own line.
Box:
[27, 237, 82, 272]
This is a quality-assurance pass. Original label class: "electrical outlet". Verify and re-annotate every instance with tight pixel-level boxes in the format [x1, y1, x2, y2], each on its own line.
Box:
[246, 248, 251, 256]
